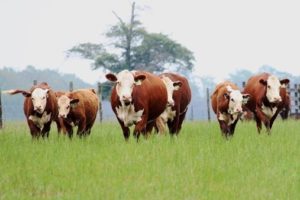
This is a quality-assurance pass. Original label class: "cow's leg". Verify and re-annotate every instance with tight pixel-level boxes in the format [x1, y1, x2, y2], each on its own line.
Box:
[55, 118, 65, 135]
[254, 107, 270, 133]
[146, 121, 155, 136]
[27, 120, 41, 139]
[64, 123, 73, 138]
[133, 115, 148, 141]
[117, 118, 130, 140]
[218, 120, 229, 138]
[77, 117, 86, 137]
[176, 110, 187, 134]
[41, 122, 51, 138]
[229, 119, 239, 136]
[270, 111, 280, 130]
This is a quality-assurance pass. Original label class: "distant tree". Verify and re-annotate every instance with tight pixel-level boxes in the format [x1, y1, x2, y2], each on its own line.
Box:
[228, 69, 253, 88]
[67, 2, 195, 73]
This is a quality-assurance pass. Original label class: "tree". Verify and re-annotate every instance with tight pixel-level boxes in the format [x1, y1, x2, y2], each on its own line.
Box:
[67, 2, 195, 73]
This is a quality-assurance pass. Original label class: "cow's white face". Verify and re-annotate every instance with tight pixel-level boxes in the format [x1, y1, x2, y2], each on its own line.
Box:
[31, 88, 49, 114]
[57, 95, 79, 118]
[260, 75, 289, 103]
[226, 86, 250, 114]
[161, 76, 182, 107]
[106, 70, 146, 106]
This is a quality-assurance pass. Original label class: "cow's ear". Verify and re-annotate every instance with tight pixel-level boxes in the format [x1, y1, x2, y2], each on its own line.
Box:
[259, 79, 267, 86]
[242, 94, 250, 104]
[70, 99, 79, 108]
[45, 89, 49, 98]
[173, 81, 182, 90]
[280, 79, 289, 87]
[22, 91, 31, 97]
[224, 93, 230, 99]
[106, 73, 118, 82]
[134, 74, 146, 85]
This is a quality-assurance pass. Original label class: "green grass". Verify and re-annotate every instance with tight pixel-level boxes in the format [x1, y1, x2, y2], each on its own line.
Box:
[0, 120, 299, 200]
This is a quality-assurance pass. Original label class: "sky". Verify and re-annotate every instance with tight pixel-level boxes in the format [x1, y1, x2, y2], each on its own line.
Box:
[1, 0, 300, 84]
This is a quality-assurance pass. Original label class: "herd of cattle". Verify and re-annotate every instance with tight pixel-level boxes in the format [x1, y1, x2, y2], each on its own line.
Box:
[3, 70, 290, 140]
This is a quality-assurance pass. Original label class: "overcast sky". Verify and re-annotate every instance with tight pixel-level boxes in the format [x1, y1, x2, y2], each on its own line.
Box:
[1, 0, 299, 84]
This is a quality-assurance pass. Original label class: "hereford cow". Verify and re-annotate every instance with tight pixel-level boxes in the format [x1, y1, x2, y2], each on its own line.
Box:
[4, 82, 61, 138]
[57, 89, 98, 137]
[243, 73, 289, 133]
[155, 73, 191, 135]
[211, 81, 250, 137]
[106, 70, 168, 140]
[279, 87, 291, 120]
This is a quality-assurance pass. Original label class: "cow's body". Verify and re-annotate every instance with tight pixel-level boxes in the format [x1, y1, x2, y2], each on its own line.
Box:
[243, 73, 289, 133]
[106, 70, 168, 140]
[155, 73, 191, 135]
[57, 89, 98, 137]
[211, 81, 249, 137]
[5, 82, 61, 138]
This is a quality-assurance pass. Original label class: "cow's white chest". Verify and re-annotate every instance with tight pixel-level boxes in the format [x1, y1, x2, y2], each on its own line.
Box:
[262, 104, 277, 119]
[29, 112, 51, 130]
[160, 107, 176, 123]
[218, 112, 238, 125]
[116, 105, 144, 127]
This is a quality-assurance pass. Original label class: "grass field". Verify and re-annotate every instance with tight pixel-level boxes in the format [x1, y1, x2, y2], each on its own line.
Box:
[0, 120, 299, 200]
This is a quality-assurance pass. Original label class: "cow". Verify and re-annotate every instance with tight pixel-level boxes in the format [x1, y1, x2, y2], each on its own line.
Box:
[105, 70, 168, 140]
[3, 82, 61, 138]
[243, 73, 290, 133]
[57, 89, 99, 137]
[211, 81, 250, 137]
[279, 87, 291, 120]
[155, 73, 191, 135]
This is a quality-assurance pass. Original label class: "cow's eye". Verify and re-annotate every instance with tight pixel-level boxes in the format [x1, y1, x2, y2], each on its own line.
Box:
[231, 98, 235, 102]
[267, 85, 271, 89]
[66, 106, 70, 109]
[42, 97, 46, 100]
[31, 98, 34, 101]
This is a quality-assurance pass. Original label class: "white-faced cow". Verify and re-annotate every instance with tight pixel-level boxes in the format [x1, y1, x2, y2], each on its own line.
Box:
[155, 73, 191, 135]
[211, 81, 250, 137]
[3, 82, 61, 138]
[243, 73, 289, 133]
[57, 89, 98, 137]
[106, 70, 168, 140]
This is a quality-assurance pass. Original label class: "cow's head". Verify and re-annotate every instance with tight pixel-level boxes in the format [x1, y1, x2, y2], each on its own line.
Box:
[161, 76, 182, 107]
[224, 86, 250, 114]
[106, 70, 146, 106]
[259, 75, 289, 103]
[30, 88, 49, 114]
[57, 95, 79, 118]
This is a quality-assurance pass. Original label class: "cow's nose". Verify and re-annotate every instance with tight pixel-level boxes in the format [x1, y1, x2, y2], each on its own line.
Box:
[167, 100, 174, 107]
[274, 97, 282, 103]
[236, 108, 243, 113]
[59, 114, 66, 118]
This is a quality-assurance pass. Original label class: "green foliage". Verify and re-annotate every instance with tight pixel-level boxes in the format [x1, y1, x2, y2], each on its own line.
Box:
[0, 121, 299, 199]
[67, 3, 195, 73]
[133, 33, 194, 72]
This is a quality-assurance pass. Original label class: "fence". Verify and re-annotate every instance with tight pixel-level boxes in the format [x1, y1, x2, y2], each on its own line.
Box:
[0, 81, 299, 129]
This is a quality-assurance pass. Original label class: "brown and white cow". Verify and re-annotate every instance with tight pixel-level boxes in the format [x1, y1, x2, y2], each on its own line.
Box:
[155, 73, 191, 135]
[243, 73, 289, 133]
[279, 87, 291, 120]
[3, 82, 61, 138]
[57, 89, 99, 137]
[106, 70, 168, 140]
[211, 81, 250, 137]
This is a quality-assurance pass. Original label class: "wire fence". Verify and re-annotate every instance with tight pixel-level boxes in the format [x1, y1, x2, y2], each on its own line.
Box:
[0, 81, 299, 128]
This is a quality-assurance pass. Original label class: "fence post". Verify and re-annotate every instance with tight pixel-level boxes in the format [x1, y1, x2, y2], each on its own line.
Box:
[190, 105, 194, 121]
[69, 81, 73, 92]
[0, 88, 2, 129]
[33, 80, 37, 85]
[242, 81, 246, 88]
[97, 82, 103, 123]
[206, 88, 211, 122]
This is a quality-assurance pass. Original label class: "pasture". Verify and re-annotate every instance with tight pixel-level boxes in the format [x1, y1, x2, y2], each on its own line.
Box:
[0, 120, 299, 199]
